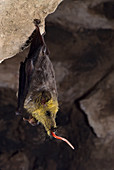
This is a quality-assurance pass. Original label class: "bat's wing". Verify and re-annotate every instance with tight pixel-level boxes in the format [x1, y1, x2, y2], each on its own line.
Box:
[16, 19, 46, 115]
[16, 61, 26, 114]
[16, 59, 33, 114]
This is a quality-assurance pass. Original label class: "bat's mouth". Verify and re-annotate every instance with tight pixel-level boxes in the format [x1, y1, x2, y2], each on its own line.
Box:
[50, 127, 56, 132]
[51, 131, 74, 150]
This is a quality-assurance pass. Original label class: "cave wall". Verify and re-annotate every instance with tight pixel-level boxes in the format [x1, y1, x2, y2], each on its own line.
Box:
[0, 0, 114, 170]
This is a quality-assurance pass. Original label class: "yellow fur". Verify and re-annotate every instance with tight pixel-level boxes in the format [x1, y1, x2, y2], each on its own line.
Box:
[31, 98, 58, 135]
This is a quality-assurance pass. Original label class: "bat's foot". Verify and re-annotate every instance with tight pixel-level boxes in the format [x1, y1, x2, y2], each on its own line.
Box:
[23, 117, 37, 126]
[33, 19, 41, 27]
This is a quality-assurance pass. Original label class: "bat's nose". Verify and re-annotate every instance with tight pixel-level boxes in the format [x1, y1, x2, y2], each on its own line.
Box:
[51, 126, 57, 132]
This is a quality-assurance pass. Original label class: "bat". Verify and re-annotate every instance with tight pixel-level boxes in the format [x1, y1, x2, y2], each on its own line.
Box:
[16, 19, 74, 149]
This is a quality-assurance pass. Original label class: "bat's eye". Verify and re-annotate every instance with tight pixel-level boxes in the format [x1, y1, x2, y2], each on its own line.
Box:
[46, 111, 51, 117]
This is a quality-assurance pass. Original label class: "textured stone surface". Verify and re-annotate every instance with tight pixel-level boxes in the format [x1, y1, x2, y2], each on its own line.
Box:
[0, 152, 29, 170]
[0, 0, 62, 62]
[47, 0, 114, 32]
[80, 70, 114, 138]
[0, 50, 26, 89]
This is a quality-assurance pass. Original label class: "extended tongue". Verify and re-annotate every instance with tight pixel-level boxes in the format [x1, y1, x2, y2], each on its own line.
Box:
[51, 131, 74, 150]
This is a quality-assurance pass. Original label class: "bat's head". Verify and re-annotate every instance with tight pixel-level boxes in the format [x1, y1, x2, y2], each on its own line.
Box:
[32, 98, 59, 136]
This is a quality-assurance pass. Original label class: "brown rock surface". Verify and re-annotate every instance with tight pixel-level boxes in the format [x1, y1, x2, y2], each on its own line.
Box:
[80, 70, 114, 138]
[47, 0, 114, 31]
[0, 152, 29, 170]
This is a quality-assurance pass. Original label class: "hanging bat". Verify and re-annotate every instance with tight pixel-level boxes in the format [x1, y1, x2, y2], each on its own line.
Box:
[16, 19, 74, 149]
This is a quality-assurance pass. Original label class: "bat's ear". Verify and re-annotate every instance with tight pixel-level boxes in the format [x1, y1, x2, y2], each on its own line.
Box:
[41, 91, 51, 104]
[32, 91, 51, 105]
[43, 91, 51, 100]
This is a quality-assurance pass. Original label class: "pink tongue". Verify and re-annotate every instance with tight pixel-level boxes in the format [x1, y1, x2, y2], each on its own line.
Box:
[51, 131, 74, 150]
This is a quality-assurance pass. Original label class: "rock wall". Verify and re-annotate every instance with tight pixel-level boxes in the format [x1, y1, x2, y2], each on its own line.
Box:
[0, 0, 114, 170]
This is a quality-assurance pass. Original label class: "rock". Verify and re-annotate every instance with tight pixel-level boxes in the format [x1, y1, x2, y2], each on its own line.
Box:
[47, 0, 114, 32]
[0, 152, 29, 170]
[80, 70, 114, 138]
[0, 48, 28, 89]
[0, 0, 62, 62]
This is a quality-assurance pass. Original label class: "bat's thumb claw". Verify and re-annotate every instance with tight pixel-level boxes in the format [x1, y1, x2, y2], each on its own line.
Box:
[37, 121, 40, 125]
[15, 111, 22, 116]
[23, 117, 28, 121]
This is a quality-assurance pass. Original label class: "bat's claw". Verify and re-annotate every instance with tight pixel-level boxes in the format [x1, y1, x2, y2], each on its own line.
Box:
[33, 19, 41, 27]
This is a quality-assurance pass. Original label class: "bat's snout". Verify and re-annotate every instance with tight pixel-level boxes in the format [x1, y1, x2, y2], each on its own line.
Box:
[50, 126, 57, 132]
